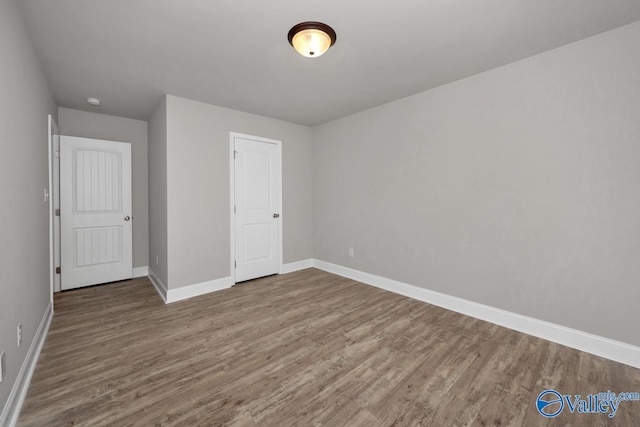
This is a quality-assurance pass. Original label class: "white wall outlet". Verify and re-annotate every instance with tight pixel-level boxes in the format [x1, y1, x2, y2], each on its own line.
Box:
[0, 351, 5, 383]
[17, 323, 22, 347]
[349, 248, 355, 258]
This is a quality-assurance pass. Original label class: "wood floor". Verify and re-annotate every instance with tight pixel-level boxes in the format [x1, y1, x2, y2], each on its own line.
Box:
[18, 269, 640, 426]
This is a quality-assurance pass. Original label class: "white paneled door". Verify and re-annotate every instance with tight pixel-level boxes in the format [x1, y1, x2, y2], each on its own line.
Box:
[60, 136, 133, 290]
[233, 134, 282, 282]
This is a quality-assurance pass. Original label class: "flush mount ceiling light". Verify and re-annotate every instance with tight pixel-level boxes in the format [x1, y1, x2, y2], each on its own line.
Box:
[288, 21, 336, 58]
[86, 97, 101, 106]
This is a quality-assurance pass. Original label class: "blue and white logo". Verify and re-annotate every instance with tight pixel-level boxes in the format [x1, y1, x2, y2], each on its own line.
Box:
[536, 389, 639, 418]
[537, 389, 564, 418]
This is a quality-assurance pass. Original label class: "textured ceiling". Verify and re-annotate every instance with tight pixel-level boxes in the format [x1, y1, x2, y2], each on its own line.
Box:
[17, 0, 640, 126]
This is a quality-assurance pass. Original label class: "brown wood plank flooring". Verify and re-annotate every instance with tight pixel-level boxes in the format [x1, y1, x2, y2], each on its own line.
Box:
[18, 268, 640, 426]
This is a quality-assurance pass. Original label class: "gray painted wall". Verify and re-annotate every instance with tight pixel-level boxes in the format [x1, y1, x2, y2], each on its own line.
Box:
[0, 0, 56, 414]
[164, 95, 313, 289]
[148, 97, 168, 286]
[312, 21, 640, 347]
[57, 107, 149, 269]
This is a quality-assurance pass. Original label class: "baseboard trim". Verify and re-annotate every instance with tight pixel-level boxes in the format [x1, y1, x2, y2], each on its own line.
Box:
[147, 270, 234, 304]
[166, 277, 232, 303]
[1, 301, 53, 427]
[312, 259, 640, 369]
[281, 259, 313, 274]
[133, 266, 149, 278]
[147, 268, 167, 303]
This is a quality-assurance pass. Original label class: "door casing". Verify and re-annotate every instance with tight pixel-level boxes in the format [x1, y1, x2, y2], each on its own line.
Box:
[48, 115, 59, 302]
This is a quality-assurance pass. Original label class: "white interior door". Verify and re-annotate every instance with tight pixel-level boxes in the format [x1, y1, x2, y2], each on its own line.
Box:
[60, 136, 133, 290]
[233, 135, 282, 282]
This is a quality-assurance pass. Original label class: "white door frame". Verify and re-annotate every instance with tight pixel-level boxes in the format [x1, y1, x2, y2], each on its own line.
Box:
[229, 132, 283, 283]
[47, 114, 59, 304]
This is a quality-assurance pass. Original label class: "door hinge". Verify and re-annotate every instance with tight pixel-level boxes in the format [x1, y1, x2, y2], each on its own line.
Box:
[55, 266, 61, 274]
[55, 208, 60, 216]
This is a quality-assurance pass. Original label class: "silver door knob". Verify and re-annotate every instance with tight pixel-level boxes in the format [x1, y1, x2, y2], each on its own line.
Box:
[273, 213, 280, 218]
[124, 216, 131, 221]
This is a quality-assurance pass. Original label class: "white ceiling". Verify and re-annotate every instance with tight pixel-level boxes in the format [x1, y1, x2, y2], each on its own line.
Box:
[17, 0, 640, 126]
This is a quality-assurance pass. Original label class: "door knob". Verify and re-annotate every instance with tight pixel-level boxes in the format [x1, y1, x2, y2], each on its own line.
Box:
[273, 213, 280, 218]
[124, 216, 131, 221]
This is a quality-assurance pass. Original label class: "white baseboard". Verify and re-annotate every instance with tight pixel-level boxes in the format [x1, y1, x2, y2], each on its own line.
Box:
[1, 301, 53, 427]
[281, 259, 313, 274]
[166, 277, 233, 303]
[147, 268, 167, 303]
[132, 266, 148, 278]
[312, 259, 640, 369]
[154, 259, 310, 304]
[148, 269, 234, 304]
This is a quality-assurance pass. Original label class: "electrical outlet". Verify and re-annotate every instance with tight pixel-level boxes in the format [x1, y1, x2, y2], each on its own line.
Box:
[349, 248, 355, 258]
[0, 351, 5, 383]
[156, 255, 159, 265]
[17, 323, 22, 347]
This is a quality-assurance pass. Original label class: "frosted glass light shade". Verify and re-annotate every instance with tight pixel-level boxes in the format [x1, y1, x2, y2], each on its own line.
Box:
[288, 22, 336, 58]
[291, 29, 331, 57]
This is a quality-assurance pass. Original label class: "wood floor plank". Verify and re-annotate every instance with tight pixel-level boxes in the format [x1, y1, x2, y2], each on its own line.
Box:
[17, 269, 640, 426]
